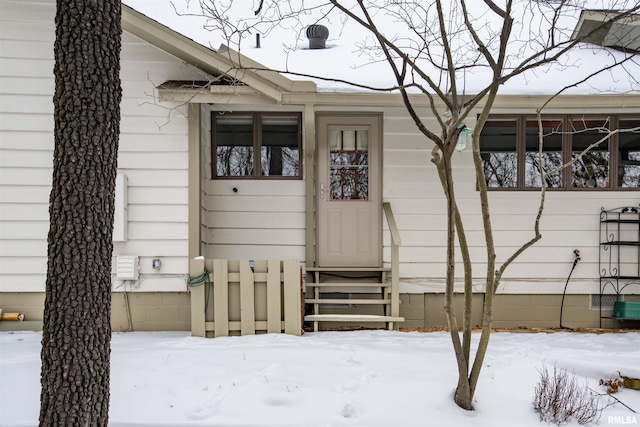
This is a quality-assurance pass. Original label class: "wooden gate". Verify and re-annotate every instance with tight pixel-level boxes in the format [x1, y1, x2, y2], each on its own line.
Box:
[189, 259, 302, 337]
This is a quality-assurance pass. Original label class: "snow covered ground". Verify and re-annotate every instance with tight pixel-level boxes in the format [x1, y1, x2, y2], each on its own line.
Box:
[1, 329, 639, 426]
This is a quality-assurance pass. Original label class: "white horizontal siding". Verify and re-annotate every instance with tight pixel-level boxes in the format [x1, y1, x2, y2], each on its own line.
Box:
[108, 24, 205, 292]
[206, 245, 306, 261]
[382, 105, 639, 294]
[0, 0, 206, 292]
[201, 103, 307, 259]
[202, 181, 307, 259]
[0, 78, 53, 96]
[0, 239, 47, 256]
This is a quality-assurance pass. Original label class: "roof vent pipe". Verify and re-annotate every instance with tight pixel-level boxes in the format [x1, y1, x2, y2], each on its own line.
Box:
[306, 24, 329, 49]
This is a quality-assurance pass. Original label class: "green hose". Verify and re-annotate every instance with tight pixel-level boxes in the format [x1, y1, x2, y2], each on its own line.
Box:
[187, 266, 211, 313]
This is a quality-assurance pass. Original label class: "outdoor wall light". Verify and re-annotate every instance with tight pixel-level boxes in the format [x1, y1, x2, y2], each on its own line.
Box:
[456, 123, 473, 152]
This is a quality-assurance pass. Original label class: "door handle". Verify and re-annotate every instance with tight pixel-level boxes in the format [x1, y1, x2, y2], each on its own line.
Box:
[320, 183, 325, 199]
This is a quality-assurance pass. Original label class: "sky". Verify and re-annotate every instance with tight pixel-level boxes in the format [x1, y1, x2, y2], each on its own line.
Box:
[1, 329, 639, 426]
[123, 0, 640, 95]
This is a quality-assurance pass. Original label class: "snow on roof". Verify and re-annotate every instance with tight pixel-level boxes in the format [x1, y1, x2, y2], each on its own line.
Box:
[123, 0, 639, 96]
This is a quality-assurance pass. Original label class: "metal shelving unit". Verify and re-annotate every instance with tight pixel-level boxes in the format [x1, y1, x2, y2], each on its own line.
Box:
[599, 206, 640, 327]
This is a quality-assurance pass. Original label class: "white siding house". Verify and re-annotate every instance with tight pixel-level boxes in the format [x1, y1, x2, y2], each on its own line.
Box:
[1, 0, 209, 329]
[1, 0, 638, 332]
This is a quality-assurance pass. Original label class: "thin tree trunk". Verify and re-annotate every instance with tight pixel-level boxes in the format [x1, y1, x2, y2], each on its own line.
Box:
[40, 1, 121, 425]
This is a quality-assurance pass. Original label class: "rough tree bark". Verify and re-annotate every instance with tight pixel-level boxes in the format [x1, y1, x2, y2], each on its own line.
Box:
[39, 1, 121, 425]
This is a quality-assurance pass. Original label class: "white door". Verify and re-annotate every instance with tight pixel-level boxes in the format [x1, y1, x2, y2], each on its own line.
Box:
[316, 115, 382, 267]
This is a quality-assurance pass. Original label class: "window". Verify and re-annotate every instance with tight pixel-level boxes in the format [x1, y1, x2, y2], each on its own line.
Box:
[329, 129, 369, 200]
[618, 119, 640, 187]
[480, 116, 640, 190]
[212, 112, 302, 178]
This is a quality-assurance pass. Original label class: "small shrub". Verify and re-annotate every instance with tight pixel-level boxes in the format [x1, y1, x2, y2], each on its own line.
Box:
[599, 372, 624, 394]
[533, 364, 601, 425]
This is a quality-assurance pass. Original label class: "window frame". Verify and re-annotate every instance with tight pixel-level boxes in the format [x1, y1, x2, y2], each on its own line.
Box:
[480, 114, 639, 191]
[211, 111, 303, 180]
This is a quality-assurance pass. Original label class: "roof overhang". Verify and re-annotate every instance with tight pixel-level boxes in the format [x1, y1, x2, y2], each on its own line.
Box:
[571, 10, 640, 53]
[121, 4, 317, 103]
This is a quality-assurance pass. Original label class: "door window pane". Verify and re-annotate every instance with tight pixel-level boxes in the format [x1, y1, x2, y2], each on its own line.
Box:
[329, 130, 369, 200]
[480, 120, 518, 188]
[261, 116, 300, 176]
[215, 115, 254, 177]
[570, 119, 610, 188]
[525, 119, 563, 188]
[618, 119, 640, 188]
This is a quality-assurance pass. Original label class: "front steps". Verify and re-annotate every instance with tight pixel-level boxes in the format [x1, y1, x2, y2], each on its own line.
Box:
[304, 267, 404, 331]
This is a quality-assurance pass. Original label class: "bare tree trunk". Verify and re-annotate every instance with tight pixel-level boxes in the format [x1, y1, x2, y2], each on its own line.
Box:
[39, 1, 121, 425]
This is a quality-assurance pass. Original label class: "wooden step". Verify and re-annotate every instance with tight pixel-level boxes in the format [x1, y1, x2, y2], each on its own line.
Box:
[305, 314, 404, 322]
[306, 282, 389, 288]
[305, 298, 391, 305]
[305, 264, 400, 331]
[307, 267, 391, 272]
[305, 314, 405, 331]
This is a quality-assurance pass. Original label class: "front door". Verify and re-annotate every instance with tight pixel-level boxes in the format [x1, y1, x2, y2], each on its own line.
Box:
[316, 115, 382, 267]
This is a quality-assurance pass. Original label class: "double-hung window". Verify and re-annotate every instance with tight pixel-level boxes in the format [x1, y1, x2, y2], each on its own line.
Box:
[212, 112, 302, 179]
[480, 116, 640, 190]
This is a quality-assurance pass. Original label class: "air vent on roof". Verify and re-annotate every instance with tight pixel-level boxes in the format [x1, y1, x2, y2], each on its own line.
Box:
[306, 24, 329, 49]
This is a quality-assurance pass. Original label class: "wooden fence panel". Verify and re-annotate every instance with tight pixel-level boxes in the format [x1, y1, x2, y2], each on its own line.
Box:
[189, 259, 302, 337]
[283, 260, 301, 335]
[213, 259, 229, 337]
[240, 261, 255, 335]
[267, 260, 282, 334]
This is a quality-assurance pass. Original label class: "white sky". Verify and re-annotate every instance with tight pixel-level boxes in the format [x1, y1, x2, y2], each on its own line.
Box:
[123, 0, 640, 95]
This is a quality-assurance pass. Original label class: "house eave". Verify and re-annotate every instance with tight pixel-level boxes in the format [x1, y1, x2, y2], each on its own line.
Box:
[158, 87, 280, 105]
[571, 9, 640, 53]
[156, 87, 640, 110]
[121, 4, 317, 102]
[282, 92, 640, 110]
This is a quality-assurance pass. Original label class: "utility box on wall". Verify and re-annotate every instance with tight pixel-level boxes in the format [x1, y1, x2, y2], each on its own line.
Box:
[116, 256, 139, 280]
[113, 173, 127, 242]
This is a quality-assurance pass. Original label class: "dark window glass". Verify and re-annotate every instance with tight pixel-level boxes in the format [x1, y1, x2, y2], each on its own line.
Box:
[480, 120, 518, 188]
[329, 130, 369, 200]
[525, 119, 563, 188]
[618, 119, 640, 188]
[261, 116, 300, 177]
[570, 119, 610, 188]
[215, 115, 254, 177]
